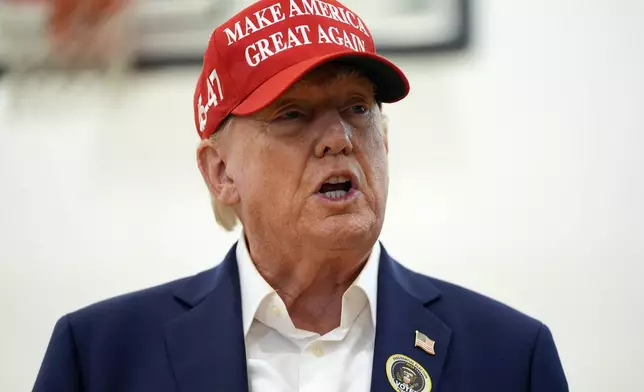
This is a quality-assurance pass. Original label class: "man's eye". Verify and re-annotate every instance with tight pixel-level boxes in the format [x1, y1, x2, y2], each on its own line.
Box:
[349, 104, 368, 114]
[277, 110, 303, 120]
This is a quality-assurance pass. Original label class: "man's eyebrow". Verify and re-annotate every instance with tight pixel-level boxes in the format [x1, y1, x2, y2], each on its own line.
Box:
[269, 96, 310, 109]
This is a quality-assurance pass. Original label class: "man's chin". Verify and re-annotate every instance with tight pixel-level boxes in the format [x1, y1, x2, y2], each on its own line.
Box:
[306, 213, 380, 249]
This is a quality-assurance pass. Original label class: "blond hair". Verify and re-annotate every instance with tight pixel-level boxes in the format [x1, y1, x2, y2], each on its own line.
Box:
[207, 105, 389, 232]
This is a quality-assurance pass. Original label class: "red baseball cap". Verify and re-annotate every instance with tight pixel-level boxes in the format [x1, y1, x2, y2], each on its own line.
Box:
[194, 0, 410, 139]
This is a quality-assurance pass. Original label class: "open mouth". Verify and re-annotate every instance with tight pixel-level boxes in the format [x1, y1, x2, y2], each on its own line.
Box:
[317, 176, 354, 200]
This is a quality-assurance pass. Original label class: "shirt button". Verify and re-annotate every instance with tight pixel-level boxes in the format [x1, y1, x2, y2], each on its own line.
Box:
[270, 305, 281, 316]
[311, 344, 324, 357]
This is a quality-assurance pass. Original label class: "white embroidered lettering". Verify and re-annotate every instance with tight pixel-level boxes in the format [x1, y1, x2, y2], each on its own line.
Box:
[245, 17, 259, 35]
[317, 25, 365, 52]
[269, 31, 288, 54]
[244, 25, 313, 66]
[223, 22, 245, 45]
[327, 4, 347, 24]
[293, 25, 312, 45]
[267, 3, 286, 23]
[245, 44, 261, 67]
[289, 0, 304, 16]
[256, 38, 275, 61]
[198, 69, 224, 133]
[225, 3, 285, 45]
[300, 0, 320, 16]
[293, 0, 370, 37]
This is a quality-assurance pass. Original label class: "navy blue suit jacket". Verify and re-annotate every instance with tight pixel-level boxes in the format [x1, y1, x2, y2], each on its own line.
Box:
[33, 243, 568, 391]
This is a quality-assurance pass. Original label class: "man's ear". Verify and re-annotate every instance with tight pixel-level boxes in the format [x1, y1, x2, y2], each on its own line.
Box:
[197, 139, 240, 206]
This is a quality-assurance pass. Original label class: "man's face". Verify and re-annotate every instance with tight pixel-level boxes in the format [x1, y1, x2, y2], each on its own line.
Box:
[216, 65, 388, 248]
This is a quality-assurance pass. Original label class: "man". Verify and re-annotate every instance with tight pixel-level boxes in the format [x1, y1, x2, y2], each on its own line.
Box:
[33, 0, 569, 391]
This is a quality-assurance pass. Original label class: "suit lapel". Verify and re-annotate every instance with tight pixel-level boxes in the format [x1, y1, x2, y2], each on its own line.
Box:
[371, 246, 452, 392]
[165, 245, 249, 392]
[162, 241, 451, 392]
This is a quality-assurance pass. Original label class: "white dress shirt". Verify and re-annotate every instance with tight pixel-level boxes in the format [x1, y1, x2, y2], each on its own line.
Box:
[236, 233, 380, 392]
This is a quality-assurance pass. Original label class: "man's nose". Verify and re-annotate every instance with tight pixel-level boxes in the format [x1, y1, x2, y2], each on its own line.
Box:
[314, 111, 354, 158]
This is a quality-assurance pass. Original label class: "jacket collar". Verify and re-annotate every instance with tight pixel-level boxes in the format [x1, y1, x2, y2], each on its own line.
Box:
[165, 245, 249, 392]
[166, 242, 452, 392]
[370, 245, 452, 392]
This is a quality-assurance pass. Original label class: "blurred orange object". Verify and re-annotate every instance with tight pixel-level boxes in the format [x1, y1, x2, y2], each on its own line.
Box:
[48, 0, 129, 68]
[49, 0, 125, 33]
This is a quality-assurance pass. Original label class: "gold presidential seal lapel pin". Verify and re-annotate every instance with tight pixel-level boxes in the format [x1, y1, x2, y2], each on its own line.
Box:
[386, 354, 432, 392]
[414, 330, 436, 356]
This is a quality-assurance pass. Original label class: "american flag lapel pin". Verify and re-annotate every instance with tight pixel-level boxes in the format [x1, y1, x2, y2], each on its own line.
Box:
[415, 330, 436, 356]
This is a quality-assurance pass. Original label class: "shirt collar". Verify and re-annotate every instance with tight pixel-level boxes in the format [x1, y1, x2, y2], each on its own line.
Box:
[236, 232, 380, 337]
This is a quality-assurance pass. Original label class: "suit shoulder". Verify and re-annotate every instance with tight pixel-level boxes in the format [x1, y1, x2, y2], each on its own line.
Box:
[403, 265, 544, 336]
[66, 274, 194, 327]
[440, 276, 540, 325]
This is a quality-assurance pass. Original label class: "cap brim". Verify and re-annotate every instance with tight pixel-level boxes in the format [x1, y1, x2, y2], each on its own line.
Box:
[231, 51, 409, 116]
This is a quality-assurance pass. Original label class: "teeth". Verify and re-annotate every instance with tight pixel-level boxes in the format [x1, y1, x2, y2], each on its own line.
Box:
[323, 190, 347, 199]
[326, 176, 350, 184]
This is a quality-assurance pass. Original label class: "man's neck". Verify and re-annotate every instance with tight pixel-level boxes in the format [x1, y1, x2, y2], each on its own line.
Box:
[244, 233, 372, 335]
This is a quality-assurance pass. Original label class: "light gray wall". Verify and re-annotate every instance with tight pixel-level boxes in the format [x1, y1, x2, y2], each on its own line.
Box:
[1, 0, 643, 390]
